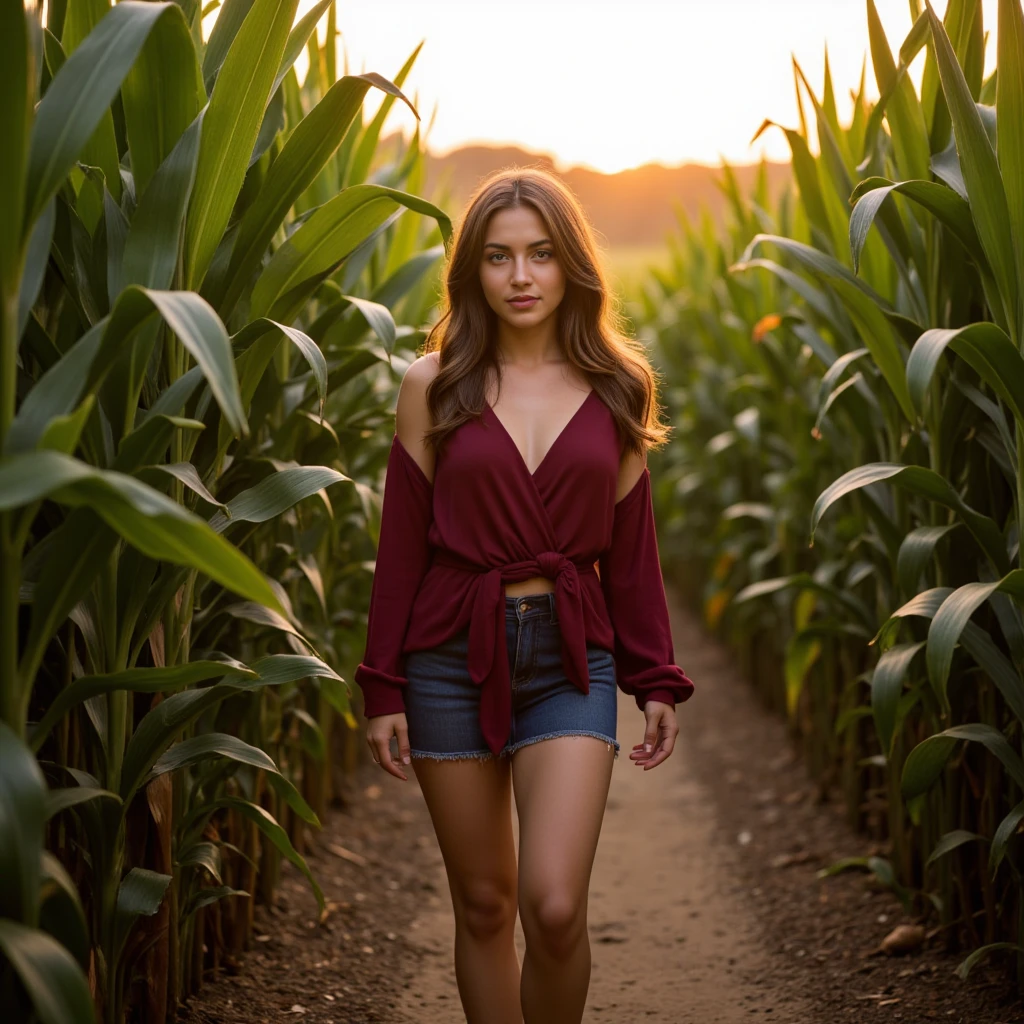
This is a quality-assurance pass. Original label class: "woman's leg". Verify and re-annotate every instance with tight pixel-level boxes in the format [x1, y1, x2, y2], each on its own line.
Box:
[511, 735, 616, 1024]
[412, 755, 523, 1024]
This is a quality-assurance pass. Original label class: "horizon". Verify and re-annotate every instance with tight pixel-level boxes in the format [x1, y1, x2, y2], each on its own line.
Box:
[384, 132, 791, 176]
[288, 0, 999, 175]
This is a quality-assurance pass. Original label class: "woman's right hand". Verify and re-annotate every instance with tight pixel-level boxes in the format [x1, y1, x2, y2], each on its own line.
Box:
[366, 713, 412, 781]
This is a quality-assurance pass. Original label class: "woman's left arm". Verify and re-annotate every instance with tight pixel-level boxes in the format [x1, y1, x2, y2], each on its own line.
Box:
[598, 452, 695, 770]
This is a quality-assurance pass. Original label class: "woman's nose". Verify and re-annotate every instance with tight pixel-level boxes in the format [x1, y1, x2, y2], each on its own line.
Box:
[511, 256, 532, 283]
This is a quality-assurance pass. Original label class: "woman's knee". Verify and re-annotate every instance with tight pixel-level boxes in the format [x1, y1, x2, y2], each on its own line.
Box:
[454, 876, 518, 941]
[520, 890, 586, 959]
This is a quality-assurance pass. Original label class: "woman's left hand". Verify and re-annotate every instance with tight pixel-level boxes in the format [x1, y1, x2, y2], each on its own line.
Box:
[630, 700, 678, 770]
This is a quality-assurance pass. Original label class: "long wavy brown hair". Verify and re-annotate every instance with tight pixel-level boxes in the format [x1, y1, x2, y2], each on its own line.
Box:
[420, 165, 672, 460]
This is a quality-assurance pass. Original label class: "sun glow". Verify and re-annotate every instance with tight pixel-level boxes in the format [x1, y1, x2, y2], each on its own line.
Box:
[287, 0, 998, 175]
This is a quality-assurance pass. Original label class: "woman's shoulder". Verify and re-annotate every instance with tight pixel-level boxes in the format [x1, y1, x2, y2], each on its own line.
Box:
[402, 350, 441, 388]
[395, 353, 441, 482]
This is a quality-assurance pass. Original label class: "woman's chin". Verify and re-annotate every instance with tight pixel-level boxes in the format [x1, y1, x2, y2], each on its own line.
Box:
[495, 305, 555, 330]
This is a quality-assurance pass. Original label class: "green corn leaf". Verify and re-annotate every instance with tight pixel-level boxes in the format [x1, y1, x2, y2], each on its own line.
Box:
[120, 0, 200, 198]
[208, 465, 348, 534]
[114, 416, 206, 474]
[872, 586, 954, 649]
[925, 0, 1019, 341]
[38, 852, 90, 969]
[200, 0, 253, 91]
[731, 572, 875, 629]
[17, 198, 56, 339]
[347, 41, 422, 186]
[905, 323, 1024, 427]
[271, 0, 332, 98]
[217, 73, 410, 315]
[990, 799, 1024, 877]
[810, 462, 1008, 576]
[0, 921, 96, 1024]
[122, 109, 204, 291]
[871, 641, 926, 759]
[18, 512, 119, 695]
[4, 321, 103, 456]
[997, 0, 1024, 336]
[850, 177, 988, 272]
[151, 732, 320, 827]
[149, 461, 227, 510]
[30, 659, 253, 752]
[0, 1, 33, 294]
[866, 0, 932, 182]
[62, 0, 121, 207]
[43, 786, 121, 820]
[903, 723, 1024, 800]
[192, 797, 323, 912]
[897, 524, 960, 595]
[113, 868, 172, 965]
[86, 287, 245, 438]
[250, 184, 451, 322]
[25, 0, 174, 233]
[927, 574, 1024, 718]
[150, 731, 276, 778]
[0, 451, 283, 613]
[182, 886, 247, 919]
[119, 654, 339, 806]
[231, 319, 328, 417]
[0, 722, 47, 924]
[925, 829, 988, 867]
[178, 841, 222, 883]
[738, 234, 916, 421]
[184, 0, 298, 289]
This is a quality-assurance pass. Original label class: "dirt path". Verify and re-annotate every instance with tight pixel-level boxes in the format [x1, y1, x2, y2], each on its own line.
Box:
[184, 588, 1024, 1024]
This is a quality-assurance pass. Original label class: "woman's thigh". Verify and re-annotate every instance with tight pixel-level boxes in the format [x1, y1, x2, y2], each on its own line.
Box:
[511, 734, 615, 939]
[412, 756, 518, 924]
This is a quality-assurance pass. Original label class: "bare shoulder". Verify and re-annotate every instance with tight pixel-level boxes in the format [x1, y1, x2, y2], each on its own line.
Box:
[395, 352, 440, 482]
[616, 444, 648, 504]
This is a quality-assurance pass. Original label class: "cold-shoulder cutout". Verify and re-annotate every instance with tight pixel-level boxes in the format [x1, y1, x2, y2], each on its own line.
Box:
[392, 431, 434, 489]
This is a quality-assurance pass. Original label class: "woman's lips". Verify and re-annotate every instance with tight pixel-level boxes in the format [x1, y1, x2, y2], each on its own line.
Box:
[507, 296, 540, 309]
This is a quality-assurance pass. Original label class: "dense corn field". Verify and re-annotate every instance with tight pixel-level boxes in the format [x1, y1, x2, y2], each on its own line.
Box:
[639, 0, 1024, 990]
[0, 1, 449, 1021]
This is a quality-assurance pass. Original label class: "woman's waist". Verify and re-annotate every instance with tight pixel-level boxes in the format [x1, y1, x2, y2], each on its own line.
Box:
[430, 547, 599, 579]
[405, 553, 607, 643]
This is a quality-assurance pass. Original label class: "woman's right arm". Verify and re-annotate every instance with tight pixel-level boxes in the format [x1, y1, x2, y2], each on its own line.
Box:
[354, 354, 437, 777]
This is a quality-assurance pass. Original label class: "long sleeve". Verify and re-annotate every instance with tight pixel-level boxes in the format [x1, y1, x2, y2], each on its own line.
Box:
[598, 465, 695, 712]
[354, 433, 434, 718]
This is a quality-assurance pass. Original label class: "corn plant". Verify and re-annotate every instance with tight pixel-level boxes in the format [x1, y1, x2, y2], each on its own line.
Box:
[1, 1, 449, 1021]
[636, 0, 1024, 989]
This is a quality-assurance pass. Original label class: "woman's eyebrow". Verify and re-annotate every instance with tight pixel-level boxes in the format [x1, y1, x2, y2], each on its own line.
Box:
[482, 238, 553, 251]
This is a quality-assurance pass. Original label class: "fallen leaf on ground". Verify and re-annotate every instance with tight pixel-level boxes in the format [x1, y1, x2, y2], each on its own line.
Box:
[328, 843, 368, 867]
[881, 924, 925, 955]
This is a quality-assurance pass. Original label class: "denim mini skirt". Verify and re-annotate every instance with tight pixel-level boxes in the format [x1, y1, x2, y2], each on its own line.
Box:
[404, 591, 620, 761]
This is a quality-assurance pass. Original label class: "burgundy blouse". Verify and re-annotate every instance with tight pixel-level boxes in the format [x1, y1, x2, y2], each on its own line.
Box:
[354, 387, 695, 755]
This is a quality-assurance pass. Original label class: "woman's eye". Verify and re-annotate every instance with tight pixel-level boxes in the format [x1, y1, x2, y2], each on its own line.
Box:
[534, 250, 552, 259]
[488, 253, 507, 262]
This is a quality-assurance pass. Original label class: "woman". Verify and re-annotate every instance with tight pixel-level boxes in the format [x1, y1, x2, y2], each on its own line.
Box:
[354, 166, 695, 1024]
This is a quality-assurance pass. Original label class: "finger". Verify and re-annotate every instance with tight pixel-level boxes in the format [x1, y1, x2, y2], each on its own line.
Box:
[643, 714, 660, 754]
[374, 735, 407, 781]
[394, 722, 412, 767]
[643, 729, 678, 770]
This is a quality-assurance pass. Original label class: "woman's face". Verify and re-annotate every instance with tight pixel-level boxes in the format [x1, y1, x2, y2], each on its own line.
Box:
[479, 205, 566, 330]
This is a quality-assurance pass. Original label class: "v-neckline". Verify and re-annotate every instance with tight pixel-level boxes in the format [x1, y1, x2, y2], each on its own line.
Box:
[485, 388, 596, 479]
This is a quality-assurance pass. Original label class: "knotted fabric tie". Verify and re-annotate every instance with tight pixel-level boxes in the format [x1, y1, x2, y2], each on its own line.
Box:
[432, 550, 597, 755]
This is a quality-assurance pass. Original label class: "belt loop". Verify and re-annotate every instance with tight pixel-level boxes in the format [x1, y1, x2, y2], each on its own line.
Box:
[548, 591, 559, 626]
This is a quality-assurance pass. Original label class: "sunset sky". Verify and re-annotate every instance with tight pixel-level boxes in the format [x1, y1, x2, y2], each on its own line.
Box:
[288, 0, 999, 174]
